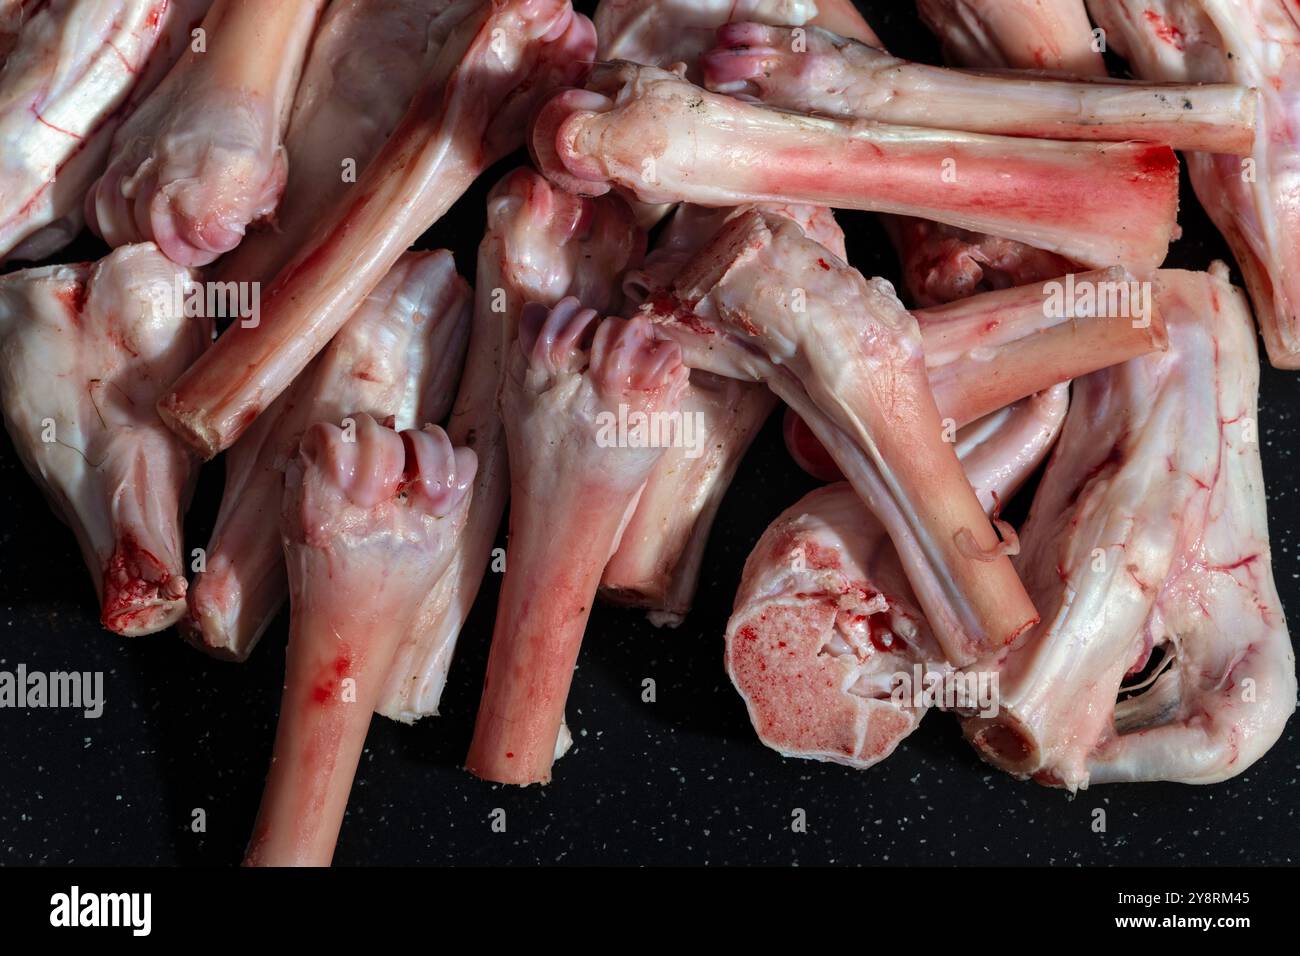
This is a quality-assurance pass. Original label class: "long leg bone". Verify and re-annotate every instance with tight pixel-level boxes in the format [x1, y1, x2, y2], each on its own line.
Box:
[215, 0, 465, 284]
[644, 208, 1039, 666]
[704, 22, 1255, 154]
[890, 1, 1111, 306]
[729, 386, 1068, 768]
[964, 265, 1296, 788]
[156, 0, 594, 458]
[591, 0, 850, 229]
[917, 266, 1168, 425]
[602, 201, 844, 623]
[594, 0, 821, 78]
[85, 0, 329, 267]
[786, 266, 1169, 478]
[0, 244, 209, 635]
[600, 371, 777, 624]
[532, 62, 1180, 273]
[243, 415, 474, 866]
[376, 168, 645, 722]
[464, 302, 689, 785]
[916, 0, 1108, 73]
[1088, 0, 1300, 367]
[184, 251, 471, 661]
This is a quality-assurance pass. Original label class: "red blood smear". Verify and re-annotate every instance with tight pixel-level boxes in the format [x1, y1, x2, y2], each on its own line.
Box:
[101, 535, 176, 631]
[856, 609, 898, 653]
[233, 407, 260, 440]
[54, 281, 88, 318]
[311, 653, 353, 705]
[1130, 144, 1177, 181]
[646, 288, 715, 338]
[397, 432, 420, 495]
[817, 258, 832, 271]
[801, 541, 843, 572]
[1143, 10, 1186, 50]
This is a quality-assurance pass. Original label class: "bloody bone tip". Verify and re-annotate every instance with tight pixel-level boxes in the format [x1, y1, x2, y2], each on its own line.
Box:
[101, 537, 188, 637]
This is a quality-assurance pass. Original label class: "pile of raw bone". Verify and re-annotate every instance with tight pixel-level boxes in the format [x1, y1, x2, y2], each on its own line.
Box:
[0, 0, 1295, 864]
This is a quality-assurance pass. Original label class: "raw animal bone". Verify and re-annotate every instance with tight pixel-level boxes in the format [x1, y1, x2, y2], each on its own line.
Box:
[728, 386, 1067, 768]
[883, 1, 1106, 306]
[602, 202, 843, 623]
[784, 265, 1168, 476]
[622, 203, 849, 311]
[964, 265, 1297, 788]
[643, 208, 1039, 666]
[599, 370, 776, 624]
[243, 415, 474, 866]
[809, 0, 883, 44]
[465, 301, 689, 785]
[0, 0, 212, 261]
[184, 251, 471, 661]
[594, 0, 819, 77]
[377, 168, 644, 722]
[85, 0, 327, 267]
[593, 0, 883, 72]
[703, 22, 1256, 154]
[653, 223, 1166, 659]
[215, 0, 464, 284]
[0, 0, 32, 62]
[0, 244, 209, 635]
[532, 62, 1180, 273]
[157, 0, 594, 458]
[591, 0, 862, 228]
[883, 216, 1077, 308]
[916, 266, 1167, 425]
[1087, 0, 1300, 367]
[916, 0, 1108, 73]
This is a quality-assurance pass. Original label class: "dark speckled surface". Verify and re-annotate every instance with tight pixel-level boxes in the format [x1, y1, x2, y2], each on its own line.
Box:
[1, 1, 1297, 866]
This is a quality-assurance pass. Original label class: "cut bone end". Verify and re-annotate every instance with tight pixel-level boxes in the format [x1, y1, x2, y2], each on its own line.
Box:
[156, 393, 225, 460]
[100, 538, 188, 637]
[179, 618, 252, 662]
[727, 600, 923, 770]
[963, 712, 1039, 777]
[178, 587, 258, 663]
[464, 752, 553, 787]
[598, 583, 687, 627]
